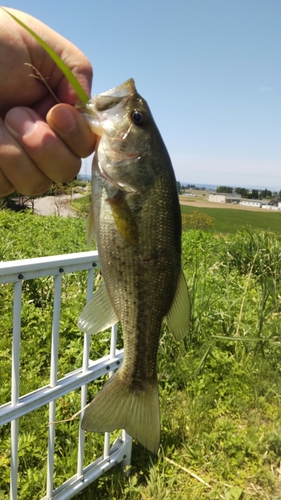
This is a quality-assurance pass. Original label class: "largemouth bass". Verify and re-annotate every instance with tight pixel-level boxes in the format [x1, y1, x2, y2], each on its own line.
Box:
[78, 79, 190, 453]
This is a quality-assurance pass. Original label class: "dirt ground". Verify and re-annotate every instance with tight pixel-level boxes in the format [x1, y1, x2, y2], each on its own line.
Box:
[179, 198, 278, 212]
[28, 194, 83, 217]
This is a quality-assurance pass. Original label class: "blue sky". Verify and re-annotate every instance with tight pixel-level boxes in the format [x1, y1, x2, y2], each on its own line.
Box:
[4, 0, 281, 190]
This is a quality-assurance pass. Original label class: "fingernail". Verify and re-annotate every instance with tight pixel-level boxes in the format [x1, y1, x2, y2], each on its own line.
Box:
[48, 105, 77, 134]
[5, 108, 38, 138]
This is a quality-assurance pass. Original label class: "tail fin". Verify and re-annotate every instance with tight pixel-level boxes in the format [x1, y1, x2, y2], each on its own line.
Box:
[82, 370, 160, 454]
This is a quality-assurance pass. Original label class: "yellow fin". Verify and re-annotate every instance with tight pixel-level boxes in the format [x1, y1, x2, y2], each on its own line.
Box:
[78, 282, 118, 335]
[166, 269, 190, 340]
[82, 370, 160, 454]
[107, 191, 138, 245]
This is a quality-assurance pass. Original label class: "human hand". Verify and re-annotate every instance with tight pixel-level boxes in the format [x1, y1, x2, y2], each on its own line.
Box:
[0, 8, 96, 196]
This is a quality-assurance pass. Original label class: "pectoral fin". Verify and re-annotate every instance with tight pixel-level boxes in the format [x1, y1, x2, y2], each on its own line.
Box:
[107, 190, 138, 246]
[78, 282, 118, 335]
[166, 269, 190, 340]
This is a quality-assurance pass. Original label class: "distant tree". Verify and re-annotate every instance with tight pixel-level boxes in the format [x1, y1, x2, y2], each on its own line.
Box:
[260, 189, 272, 199]
[0, 191, 37, 212]
[235, 187, 250, 198]
[216, 186, 233, 193]
[250, 189, 259, 200]
[177, 181, 183, 194]
[0, 178, 86, 213]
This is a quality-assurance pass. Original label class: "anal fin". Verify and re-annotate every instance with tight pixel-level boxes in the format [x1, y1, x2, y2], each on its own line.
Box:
[78, 282, 118, 335]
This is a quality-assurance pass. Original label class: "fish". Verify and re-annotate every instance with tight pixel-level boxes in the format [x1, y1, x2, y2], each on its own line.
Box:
[78, 79, 190, 454]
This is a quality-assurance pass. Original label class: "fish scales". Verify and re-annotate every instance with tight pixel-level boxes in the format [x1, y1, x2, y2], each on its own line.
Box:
[94, 172, 180, 384]
[78, 79, 190, 453]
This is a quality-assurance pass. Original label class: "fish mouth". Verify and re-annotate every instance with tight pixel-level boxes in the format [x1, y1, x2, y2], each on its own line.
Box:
[78, 79, 136, 136]
[94, 78, 136, 106]
[79, 79, 141, 192]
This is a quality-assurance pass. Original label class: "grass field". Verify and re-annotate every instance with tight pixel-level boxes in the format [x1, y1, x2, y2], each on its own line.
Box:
[180, 204, 281, 234]
[72, 194, 281, 234]
[1, 207, 281, 499]
[72, 194, 91, 216]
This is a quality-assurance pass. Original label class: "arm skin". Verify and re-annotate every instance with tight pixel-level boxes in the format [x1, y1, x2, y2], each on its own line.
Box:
[0, 8, 96, 196]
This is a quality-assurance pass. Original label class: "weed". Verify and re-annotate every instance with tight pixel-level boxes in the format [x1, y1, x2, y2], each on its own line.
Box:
[1, 212, 281, 498]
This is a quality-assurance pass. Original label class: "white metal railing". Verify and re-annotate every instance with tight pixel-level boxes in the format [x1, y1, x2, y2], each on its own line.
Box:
[0, 251, 132, 500]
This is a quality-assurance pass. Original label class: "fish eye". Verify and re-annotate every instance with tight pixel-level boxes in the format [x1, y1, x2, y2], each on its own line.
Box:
[131, 110, 147, 126]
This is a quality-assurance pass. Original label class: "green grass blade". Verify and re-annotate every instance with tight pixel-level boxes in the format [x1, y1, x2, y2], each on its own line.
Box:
[2, 8, 90, 104]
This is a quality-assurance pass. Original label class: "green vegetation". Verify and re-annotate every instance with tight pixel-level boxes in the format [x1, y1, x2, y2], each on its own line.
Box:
[215, 185, 278, 199]
[181, 204, 281, 234]
[182, 211, 215, 231]
[216, 185, 234, 194]
[72, 193, 91, 217]
[1, 210, 281, 499]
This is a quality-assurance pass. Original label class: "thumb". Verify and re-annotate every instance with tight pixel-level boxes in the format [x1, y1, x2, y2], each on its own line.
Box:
[47, 103, 96, 158]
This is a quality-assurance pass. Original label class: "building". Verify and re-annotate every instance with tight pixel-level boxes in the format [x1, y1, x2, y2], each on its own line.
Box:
[262, 204, 279, 210]
[208, 192, 241, 203]
[240, 200, 262, 208]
